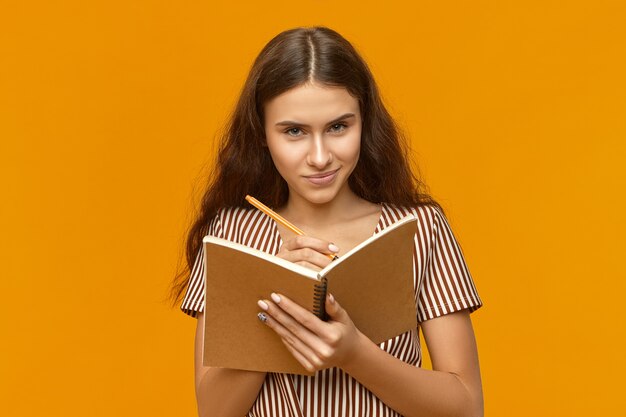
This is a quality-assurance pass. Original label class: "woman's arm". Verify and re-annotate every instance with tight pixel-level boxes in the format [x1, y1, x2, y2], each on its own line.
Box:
[343, 309, 483, 417]
[258, 293, 483, 417]
[194, 312, 266, 417]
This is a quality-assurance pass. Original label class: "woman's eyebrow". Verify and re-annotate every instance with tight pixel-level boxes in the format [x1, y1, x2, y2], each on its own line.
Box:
[275, 113, 356, 127]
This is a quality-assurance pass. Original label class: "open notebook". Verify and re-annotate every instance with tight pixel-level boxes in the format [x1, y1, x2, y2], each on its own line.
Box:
[202, 214, 418, 375]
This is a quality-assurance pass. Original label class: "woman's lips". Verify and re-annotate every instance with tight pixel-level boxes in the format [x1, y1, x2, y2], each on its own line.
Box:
[303, 168, 340, 185]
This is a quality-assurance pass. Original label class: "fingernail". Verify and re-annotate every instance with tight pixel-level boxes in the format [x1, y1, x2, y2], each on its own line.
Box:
[328, 293, 335, 304]
[257, 312, 268, 323]
[257, 300, 269, 310]
[328, 243, 339, 253]
[271, 293, 281, 303]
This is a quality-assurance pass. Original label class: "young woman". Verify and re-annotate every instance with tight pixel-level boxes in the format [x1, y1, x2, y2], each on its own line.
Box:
[170, 26, 484, 417]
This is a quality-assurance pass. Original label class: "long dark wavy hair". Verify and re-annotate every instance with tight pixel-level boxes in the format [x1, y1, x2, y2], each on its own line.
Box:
[168, 26, 443, 308]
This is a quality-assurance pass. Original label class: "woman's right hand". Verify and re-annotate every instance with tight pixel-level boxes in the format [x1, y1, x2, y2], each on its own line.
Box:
[276, 235, 339, 271]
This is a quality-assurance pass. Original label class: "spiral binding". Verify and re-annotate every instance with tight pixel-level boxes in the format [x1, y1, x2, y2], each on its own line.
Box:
[313, 277, 328, 320]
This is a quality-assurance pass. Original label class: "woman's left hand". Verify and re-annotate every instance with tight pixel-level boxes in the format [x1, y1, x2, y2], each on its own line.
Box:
[257, 293, 363, 373]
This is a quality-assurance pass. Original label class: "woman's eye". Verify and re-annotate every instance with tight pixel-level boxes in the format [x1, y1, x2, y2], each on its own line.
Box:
[330, 123, 347, 133]
[285, 127, 302, 137]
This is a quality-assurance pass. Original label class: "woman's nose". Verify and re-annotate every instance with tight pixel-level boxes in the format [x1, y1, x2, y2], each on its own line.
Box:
[306, 135, 333, 168]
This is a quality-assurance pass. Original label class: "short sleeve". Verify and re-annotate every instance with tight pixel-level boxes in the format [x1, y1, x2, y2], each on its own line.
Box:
[417, 206, 483, 323]
[179, 212, 223, 318]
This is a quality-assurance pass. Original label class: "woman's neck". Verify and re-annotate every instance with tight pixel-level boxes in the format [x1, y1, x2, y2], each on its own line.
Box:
[277, 188, 371, 230]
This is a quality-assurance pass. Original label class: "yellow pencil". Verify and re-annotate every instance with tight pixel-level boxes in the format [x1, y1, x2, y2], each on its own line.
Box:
[245, 195, 338, 261]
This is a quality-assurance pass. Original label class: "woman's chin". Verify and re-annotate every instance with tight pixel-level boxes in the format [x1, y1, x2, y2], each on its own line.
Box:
[289, 184, 353, 206]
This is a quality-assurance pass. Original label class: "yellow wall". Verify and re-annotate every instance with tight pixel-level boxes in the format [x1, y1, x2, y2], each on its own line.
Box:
[2, 1, 624, 415]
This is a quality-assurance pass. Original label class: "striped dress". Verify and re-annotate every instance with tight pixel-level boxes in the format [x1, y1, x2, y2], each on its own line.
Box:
[180, 202, 483, 417]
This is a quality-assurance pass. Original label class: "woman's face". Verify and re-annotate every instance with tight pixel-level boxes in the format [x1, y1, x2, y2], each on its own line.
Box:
[263, 82, 362, 206]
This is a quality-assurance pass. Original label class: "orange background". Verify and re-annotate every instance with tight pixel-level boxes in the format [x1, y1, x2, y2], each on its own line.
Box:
[2, 1, 625, 416]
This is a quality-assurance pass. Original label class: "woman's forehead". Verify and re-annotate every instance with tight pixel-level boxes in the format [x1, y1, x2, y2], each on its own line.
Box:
[264, 83, 359, 124]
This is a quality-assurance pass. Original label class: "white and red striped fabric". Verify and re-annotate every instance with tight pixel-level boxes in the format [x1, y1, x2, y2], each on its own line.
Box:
[181, 203, 483, 416]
